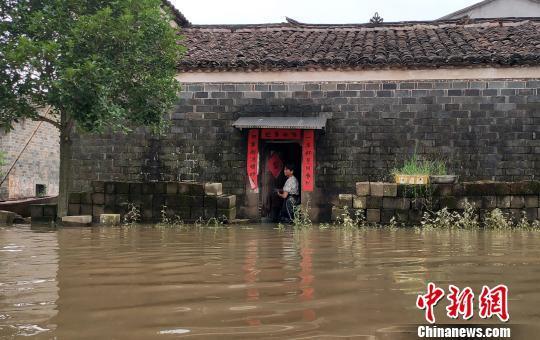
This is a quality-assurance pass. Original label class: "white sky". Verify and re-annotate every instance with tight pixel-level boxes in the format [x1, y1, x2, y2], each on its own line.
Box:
[172, 0, 483, 25]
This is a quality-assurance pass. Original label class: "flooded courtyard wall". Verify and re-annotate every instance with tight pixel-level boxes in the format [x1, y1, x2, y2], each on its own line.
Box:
[69, 78, 540, 220]
[0, 119, 60, 201]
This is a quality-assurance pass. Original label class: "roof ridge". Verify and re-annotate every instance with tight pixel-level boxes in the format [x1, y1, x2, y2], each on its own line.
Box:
[185, 18, 540, 32]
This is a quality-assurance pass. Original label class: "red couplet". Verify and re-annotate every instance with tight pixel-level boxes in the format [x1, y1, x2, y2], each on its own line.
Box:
[302, 130, 315, 192]
[260, 129, 302, 140]
[247, 129, 260, 190]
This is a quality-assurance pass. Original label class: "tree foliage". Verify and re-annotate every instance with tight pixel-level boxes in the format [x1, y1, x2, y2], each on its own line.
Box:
[0, 0, 184, 133]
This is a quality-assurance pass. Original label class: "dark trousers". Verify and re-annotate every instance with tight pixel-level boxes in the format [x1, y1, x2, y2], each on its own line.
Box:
[279, 195, 299, 223]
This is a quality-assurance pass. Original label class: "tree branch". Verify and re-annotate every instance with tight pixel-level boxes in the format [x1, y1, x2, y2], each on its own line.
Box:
[37, 115, 61, 129]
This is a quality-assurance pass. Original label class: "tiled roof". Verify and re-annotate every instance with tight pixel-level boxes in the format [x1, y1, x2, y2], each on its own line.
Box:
[178, 18, 540, 71]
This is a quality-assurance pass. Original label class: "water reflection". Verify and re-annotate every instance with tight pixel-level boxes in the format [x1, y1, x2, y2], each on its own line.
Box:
[0, 226, 539, 338]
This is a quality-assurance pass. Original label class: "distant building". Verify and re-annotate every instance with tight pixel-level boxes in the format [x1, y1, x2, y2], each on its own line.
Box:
[69, 10, 540, 221]
[0, 110, 59, 201]
[439, 0, 540, 20]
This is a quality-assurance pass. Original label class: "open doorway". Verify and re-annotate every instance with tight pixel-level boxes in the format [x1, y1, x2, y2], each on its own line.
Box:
[260, 141, 302, 222]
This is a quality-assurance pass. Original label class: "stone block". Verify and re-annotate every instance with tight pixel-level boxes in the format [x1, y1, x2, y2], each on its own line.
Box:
[510, 196, 525, 209]
[68, 204, 81, 216]
[204, 182, 223, 196]
[164, 195, 179, 208]
[382, 197, 410, 210]
[92, 205, 104, 221]
[370, 182, 384, 197]
[80, 192, 92, 204]
[432, 184, 453, 197]
[129, 183, 142, 195]
[409, 209, 424, 224]
[69, 192, 81, 204]
[353, 196, 367, 209]
[189, 195, 204, 207]
[366, 197, 382, 209]
[178, 195, 190, 208]
[100, 214, 121, 226]
[481, 196, 497, 209]
[92, 193, 105, 205]
[524, 208, 538, 221]
[382, 183, 397, 197]
[178, 182, 190, 194]
[141, 194, 153, 207]
[366, 209, 381, 223]
[166, 182, 178, 195]
[152, 196, 166, 210]
[92, 181, 105, 193]
[80, 204, 92, 215]
[105, 194, 115, 208]
[510, 181, 540, 195]
[105, 182, 116, 194]
[492, 182, 511, 195]
[154, 182, 166, 194]
[115, 182, 129, 194]
[62, 215, 92, 226]
[142, 208, 153, 221]
[43, 204, 57, 217]
[497, 196, 511, 208]
[525, 195, 539, 208]
[0, 210, 16, 225]
[204, 195, 217, 209]
[338, 194, 354, 208]
[217, 195, 236, 209]
[177, 208, 190, 220]
[190, 206, 204, 220]
[217, 207, 236, 222]
[114, 194, 129, 206]
[331, 206, 347, 221]
[189, 182, 205, 196]
[381, 209, 394, 224]
[204, 206, 217, 219]
[463, 182, 495, 196]
[355, 182, 370, 196]
[142, 183, 154, 194]
[440, 196, 458, 209]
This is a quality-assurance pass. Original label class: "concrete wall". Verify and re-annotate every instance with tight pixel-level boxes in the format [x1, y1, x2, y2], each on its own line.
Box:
[442, 0, 540, 19]
[69, 78, 540, 221]
[0, 120, 60, 201]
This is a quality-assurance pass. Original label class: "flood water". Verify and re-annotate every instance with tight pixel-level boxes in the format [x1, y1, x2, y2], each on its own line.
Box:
[1, 225, 540, 339]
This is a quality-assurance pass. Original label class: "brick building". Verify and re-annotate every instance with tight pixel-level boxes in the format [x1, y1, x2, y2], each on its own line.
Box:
[69, 14, 540, 221]
[0, 113, 60, 201]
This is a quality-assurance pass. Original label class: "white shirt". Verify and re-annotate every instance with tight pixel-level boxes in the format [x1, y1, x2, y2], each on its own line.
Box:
[283, 176, 299, 195]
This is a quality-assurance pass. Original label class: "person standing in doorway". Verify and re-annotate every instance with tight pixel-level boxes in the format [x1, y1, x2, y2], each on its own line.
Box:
[276, 163, 300, 223]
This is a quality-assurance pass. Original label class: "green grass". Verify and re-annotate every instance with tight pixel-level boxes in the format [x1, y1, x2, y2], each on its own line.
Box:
[391, 153, 447, 176]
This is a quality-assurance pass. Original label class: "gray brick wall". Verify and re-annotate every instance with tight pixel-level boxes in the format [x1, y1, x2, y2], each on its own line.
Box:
[0, 120, 60, 200]
[69, 79, 540, 220]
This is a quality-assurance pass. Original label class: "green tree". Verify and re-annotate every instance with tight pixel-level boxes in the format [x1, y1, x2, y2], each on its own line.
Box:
[1, 0, 184, 216]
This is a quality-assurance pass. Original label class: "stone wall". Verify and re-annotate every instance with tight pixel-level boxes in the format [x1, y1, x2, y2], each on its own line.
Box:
[68, 181, 236, 223]
[69, 78, 540, 221]
[333, 181, 540, 224]
[0, 120, 60, 201]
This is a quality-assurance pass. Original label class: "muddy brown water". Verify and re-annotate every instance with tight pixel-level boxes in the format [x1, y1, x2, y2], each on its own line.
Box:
[1, 225, 539, 339]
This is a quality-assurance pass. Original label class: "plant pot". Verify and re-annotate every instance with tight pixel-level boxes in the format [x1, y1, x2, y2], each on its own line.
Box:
[394, 174, 430, 185]
[429, 175, 458, 184]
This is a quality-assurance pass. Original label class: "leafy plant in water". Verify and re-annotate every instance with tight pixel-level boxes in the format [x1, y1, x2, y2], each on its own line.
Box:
[421, 201, 478, 229]
[157, 205, 185, 228]
[483, 209, 512, 230]
[292, 201, 313, 229]
[123, 203, 141, 225]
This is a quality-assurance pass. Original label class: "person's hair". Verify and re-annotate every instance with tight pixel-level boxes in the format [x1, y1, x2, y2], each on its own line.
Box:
[284, 163, 295, 173]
